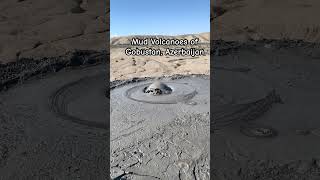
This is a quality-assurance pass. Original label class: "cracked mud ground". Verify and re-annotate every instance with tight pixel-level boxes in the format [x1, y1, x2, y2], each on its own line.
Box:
[111, 113, 210, 180]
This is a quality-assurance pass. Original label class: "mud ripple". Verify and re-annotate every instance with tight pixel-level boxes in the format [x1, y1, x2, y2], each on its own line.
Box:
[49, 73, 108, 129]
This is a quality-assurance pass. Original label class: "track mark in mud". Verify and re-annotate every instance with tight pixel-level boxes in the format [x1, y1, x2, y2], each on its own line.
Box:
[240, 124, 278, 138]
[212, 90, 283, 130]
[49, 73, 107, 129]
[120, 119, 146, 133]
[213, 66, 251, 72]
[111, 127, 144, 142]
[167, 57, 199, 63]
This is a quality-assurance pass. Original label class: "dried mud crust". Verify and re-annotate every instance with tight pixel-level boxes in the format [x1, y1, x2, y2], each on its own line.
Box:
[211, 39, 320, 57]
[0, 102, 24, 169]
[0, 50, 108, 91]
[212, 158, 320, 180]
[110, 113, 210, 180]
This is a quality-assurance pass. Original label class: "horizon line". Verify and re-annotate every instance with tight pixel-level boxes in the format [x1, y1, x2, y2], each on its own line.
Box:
[110, 32, 210, 38]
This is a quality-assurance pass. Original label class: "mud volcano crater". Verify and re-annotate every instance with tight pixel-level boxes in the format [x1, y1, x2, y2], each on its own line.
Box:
[126, 80, 197, 104]
[143, 81, 173, 95]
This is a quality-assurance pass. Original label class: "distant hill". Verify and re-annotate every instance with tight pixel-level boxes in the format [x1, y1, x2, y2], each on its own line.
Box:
[110, 32, 210, 46]
[212, 0, 320, 42]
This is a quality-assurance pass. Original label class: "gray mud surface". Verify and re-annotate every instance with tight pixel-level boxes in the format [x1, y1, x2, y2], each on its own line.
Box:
[50, 72, 108, 129]
[110, 75, 210, 180]
[0, 61, 109, 179]
[1, 40, 320, 179]
[211, 40, 320, 180]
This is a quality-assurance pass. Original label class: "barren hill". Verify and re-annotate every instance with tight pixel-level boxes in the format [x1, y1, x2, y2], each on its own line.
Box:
[212, 0, 320, 42]
[110, 32, 210, 46]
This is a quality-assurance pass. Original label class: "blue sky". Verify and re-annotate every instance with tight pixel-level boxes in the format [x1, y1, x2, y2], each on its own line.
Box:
[110, 0, 210, 37]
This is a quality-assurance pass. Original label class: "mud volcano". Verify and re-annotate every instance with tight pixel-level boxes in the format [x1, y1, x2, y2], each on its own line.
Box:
[126, 80, 197, 104]
[110, 75, 210, 179]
